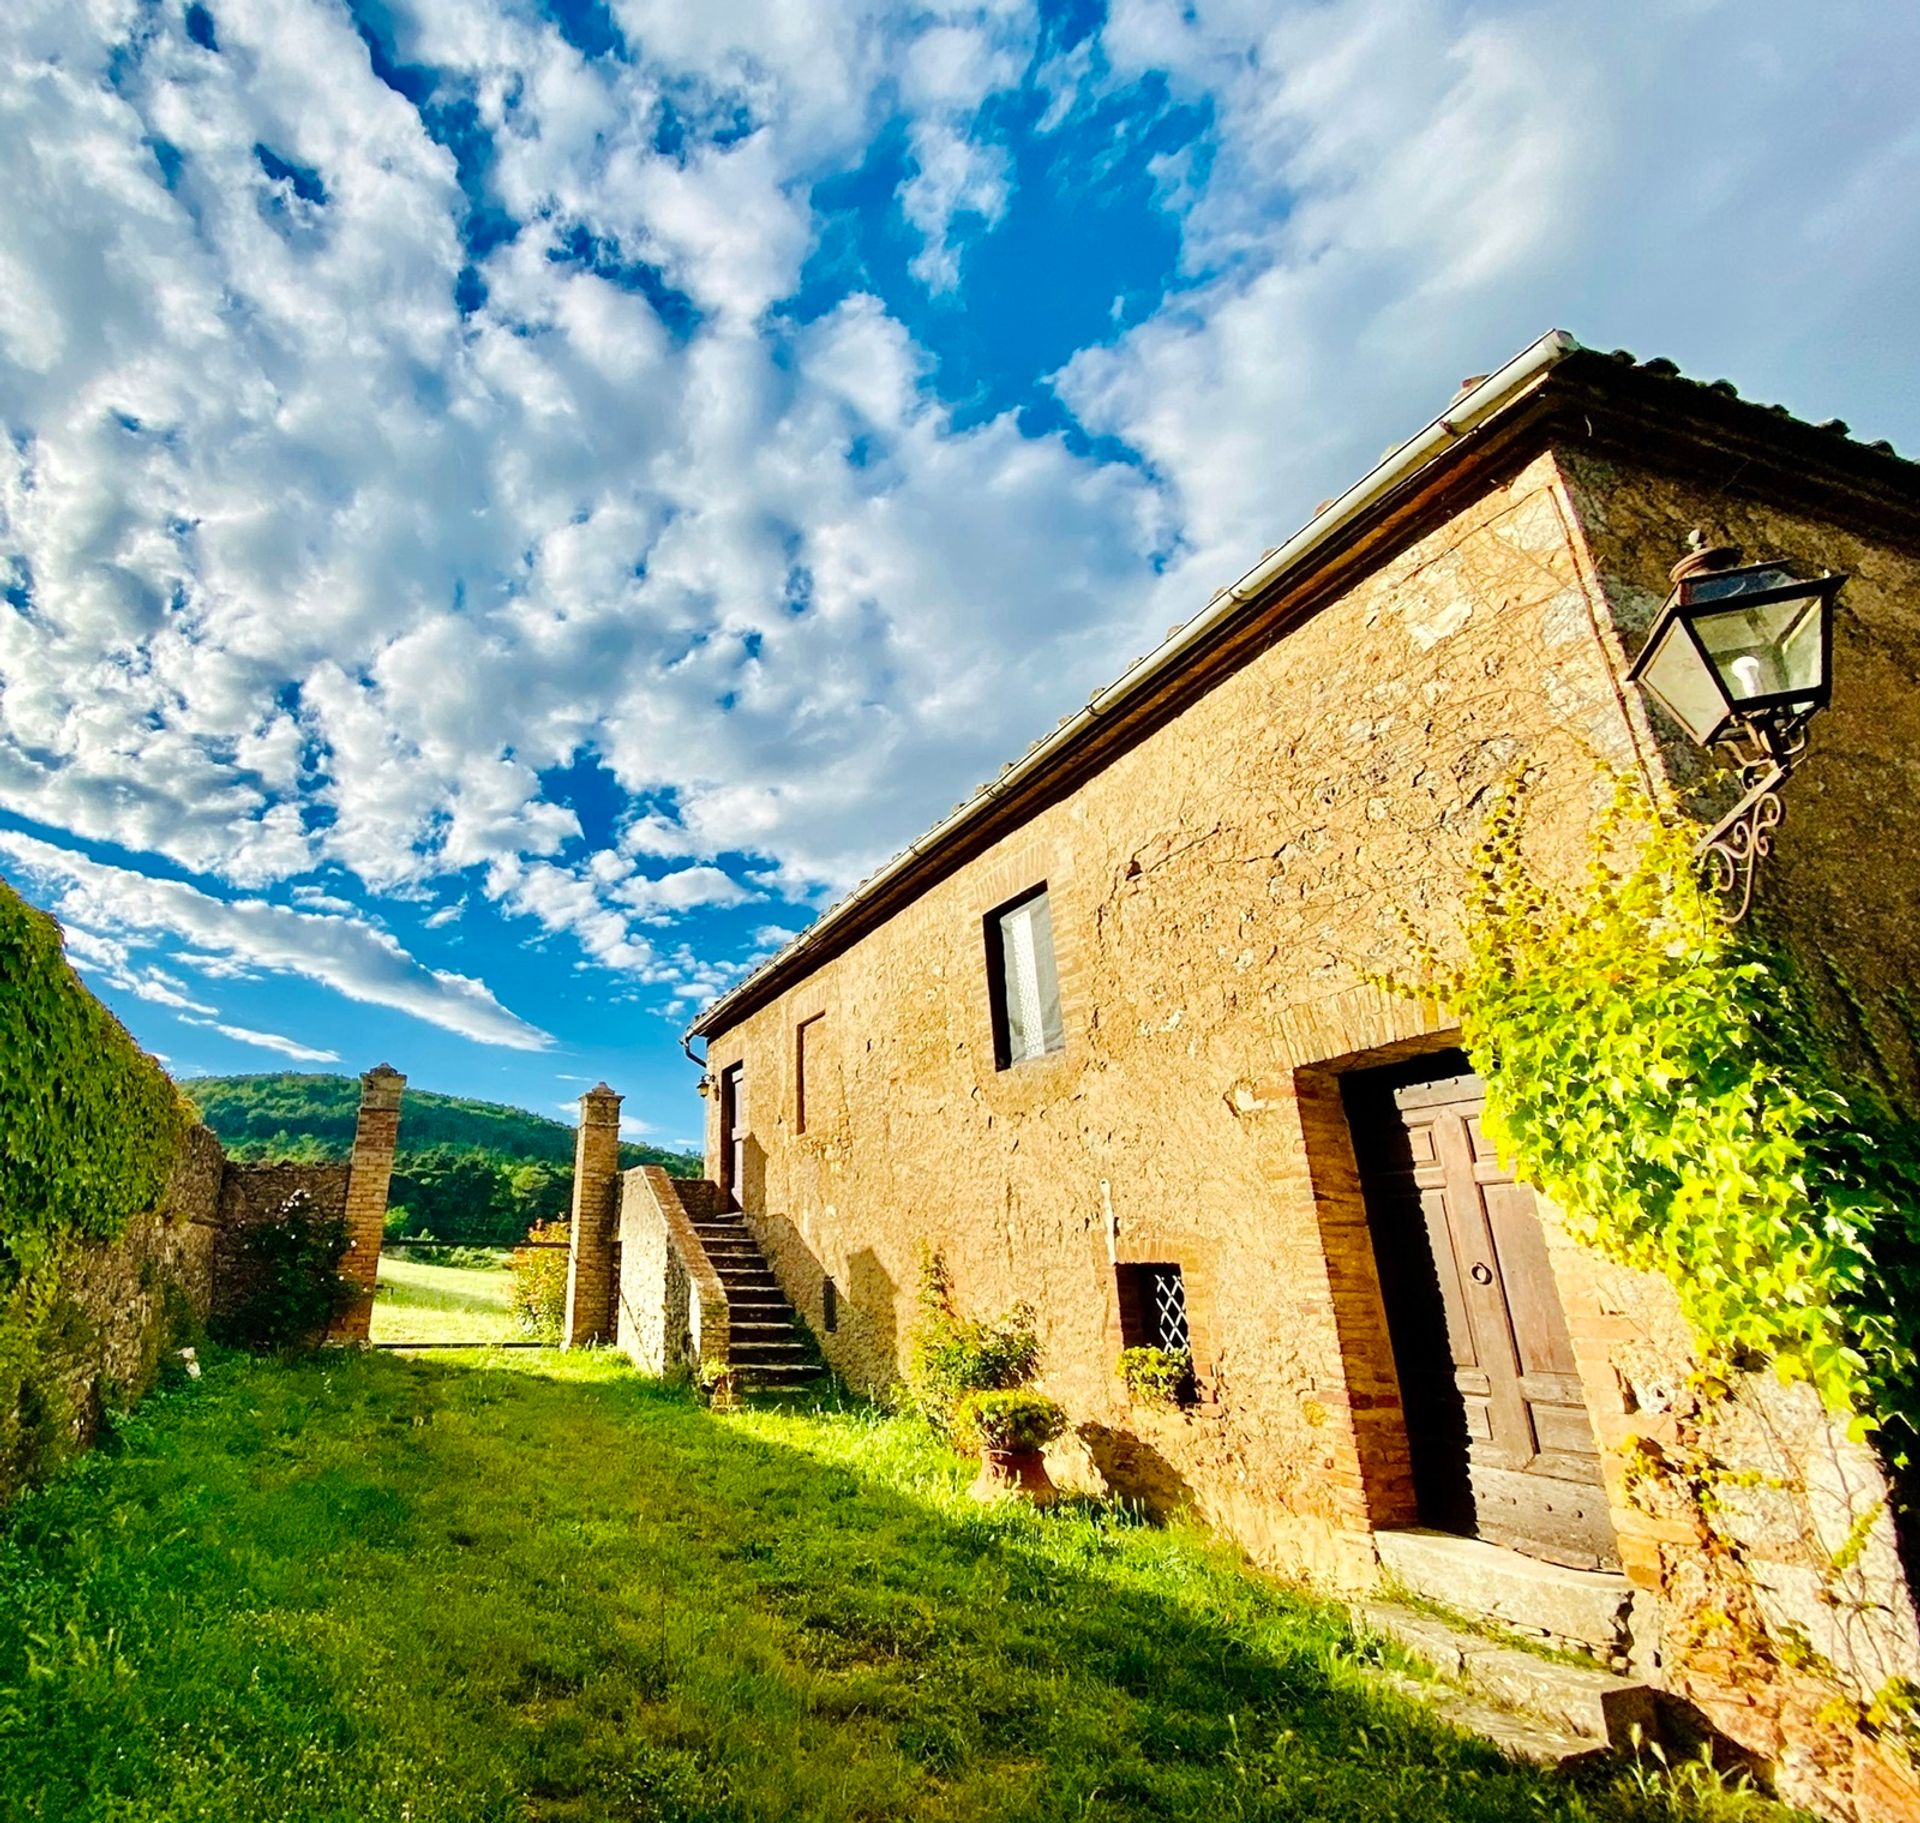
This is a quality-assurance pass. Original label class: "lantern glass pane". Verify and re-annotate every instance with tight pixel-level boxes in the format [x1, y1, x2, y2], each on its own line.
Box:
[1692, 592, 1825, 705]
[1639, 622, 1727, 741]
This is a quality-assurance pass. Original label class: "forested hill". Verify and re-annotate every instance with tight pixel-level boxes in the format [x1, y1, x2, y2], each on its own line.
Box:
[184, 1072, 695, 1170]
[182, 1073, 699, 1247]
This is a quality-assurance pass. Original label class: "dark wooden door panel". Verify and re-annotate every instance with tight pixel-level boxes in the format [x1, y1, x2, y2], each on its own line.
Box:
[1347, 1053, 1618, 1571]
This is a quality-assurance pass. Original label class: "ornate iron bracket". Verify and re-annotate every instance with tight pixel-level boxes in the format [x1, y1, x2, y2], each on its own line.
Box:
[1695, 716, 1809, 923]
[1698, 765, 1785, 923]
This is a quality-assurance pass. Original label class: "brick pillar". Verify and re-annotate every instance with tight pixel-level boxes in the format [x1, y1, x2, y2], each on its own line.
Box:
[333, 1063, 406, 1343]
[564, 1083, 622, 1348]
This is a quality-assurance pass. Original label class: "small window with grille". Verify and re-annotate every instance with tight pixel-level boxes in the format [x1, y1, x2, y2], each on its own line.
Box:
[1115, 1262, 1192, 1356]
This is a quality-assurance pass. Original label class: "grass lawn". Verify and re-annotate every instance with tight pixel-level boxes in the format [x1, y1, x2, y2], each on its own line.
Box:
[371, 1253, 520, 1346]
[0, 1349, 1797, 1823]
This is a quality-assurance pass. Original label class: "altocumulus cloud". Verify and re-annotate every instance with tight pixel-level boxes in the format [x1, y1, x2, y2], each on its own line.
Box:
[0, 0, 1916, 1074]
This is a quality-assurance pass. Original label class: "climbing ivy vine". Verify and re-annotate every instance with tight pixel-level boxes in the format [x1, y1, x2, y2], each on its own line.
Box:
[1, 880, 192, 1493]
[1399, 776, 1920, 1456]
[0, 881, 189, 1274]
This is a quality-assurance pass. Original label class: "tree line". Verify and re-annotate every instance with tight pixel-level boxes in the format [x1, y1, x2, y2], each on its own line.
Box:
[184, 1073, 699, 1249]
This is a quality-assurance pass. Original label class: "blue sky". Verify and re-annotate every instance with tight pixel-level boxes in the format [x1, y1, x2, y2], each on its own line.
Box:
[3, 0, 1917, 1154]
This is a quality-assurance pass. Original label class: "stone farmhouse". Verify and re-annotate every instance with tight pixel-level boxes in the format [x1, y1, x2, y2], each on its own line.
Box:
[569, 331, 1920, 1814]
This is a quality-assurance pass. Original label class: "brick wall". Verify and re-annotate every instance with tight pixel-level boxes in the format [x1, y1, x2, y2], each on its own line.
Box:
[209, 1159, 354, 1334]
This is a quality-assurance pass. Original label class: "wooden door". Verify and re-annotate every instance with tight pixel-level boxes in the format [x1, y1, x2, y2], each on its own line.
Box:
[719, 1063, 745, 1208]
[1347, 1055, 1617, 1570]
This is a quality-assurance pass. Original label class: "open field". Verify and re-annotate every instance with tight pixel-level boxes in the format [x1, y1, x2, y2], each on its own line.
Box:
[371, 1252, 519, 1346]
[0, 1350, 1796, 1823]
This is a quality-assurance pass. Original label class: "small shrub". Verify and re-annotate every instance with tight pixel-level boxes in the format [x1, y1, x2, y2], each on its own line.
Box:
[903, 1249, 1042, 1437]
[509, 1219, 569, 1342]
[210, 1194, 354, 1353]
[1117, 1345, 1193, 1406]
[954, 1389, 1066, 1454]
[695, 1358, 738, 1407]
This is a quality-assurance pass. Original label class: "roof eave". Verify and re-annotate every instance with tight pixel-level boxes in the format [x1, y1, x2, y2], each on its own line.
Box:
[686, 329, 1583, 1042]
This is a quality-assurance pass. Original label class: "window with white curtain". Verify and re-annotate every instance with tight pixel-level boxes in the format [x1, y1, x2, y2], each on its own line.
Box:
[988, 887, 1064, 1068]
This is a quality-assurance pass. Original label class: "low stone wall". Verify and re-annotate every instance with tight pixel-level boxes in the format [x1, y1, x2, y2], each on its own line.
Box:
[5, 1067, 405, 1507]
[615, 1167, 728, 1375]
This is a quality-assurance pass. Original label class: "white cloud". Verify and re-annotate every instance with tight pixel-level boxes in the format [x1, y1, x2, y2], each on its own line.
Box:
[615, 865, 755, 918]
[1, 0, 1915, 1055]
[900, 120, 1013, 292]
[193, 1020, 342, 1064]
[1067, 0, 1920, 616]
[0, 830, 551, 1051]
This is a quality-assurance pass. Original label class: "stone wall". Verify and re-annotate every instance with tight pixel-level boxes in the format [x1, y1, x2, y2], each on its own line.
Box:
[698, 441, 1920, 1816]
[614, 1167, 729, 1375]
[1556, 452, 1920, 1815]
[704, 449, 1641, 1566]
[5, 1059, 404, 1505]
[10, 1120, 231, 1499]
[1559, 447, 1920, 1098]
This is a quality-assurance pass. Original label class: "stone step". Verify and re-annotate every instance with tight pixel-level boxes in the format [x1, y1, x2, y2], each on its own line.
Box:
[1377, 1672, 1606, 1768]
[731, 1341, 814, 1366]
[734, 1362, 825, 1391]
[1358, 1601, 1657, 1754]
[1373, 1529, 1633, 1664]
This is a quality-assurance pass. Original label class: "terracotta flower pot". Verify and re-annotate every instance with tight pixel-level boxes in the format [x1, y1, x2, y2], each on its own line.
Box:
[968, 1445, 1058, 1506]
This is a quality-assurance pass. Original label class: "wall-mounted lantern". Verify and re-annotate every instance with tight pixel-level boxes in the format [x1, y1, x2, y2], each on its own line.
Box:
[1627, 531, 1845, 920]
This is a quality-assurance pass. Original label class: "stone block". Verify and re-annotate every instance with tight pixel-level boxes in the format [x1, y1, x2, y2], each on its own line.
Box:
[1360, 1600, 1656, 1748]
[1375, 1528, 1635, 1660]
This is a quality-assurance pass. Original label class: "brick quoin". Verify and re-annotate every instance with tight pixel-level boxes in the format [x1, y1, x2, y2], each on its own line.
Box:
[564, 1084, 623, 1348]
[332, 1063, 406, 1344]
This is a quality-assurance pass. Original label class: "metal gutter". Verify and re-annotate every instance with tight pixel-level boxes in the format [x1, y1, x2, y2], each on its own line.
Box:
[689, 328, 1583, 1040]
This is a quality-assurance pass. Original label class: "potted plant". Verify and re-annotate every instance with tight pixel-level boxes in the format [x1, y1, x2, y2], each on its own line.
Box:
[955, 1388, 1066, 1505]
[1117, 1345, 1195, 1407]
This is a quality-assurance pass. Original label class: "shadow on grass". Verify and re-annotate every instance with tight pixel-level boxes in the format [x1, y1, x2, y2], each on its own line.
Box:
[0, 1349, 1794, 1823]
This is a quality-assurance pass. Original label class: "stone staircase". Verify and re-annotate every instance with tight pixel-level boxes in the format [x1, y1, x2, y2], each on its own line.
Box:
[685, 1193, 824, 1393]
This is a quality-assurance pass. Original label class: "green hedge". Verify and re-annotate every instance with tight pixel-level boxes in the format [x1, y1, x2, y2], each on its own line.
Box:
[0, 880, 189, 1277]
